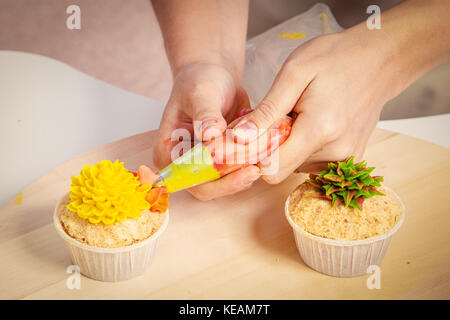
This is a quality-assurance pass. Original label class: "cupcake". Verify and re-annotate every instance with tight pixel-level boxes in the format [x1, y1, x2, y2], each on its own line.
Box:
[54, 160, 169, 282]
[285, 157, 405, 277]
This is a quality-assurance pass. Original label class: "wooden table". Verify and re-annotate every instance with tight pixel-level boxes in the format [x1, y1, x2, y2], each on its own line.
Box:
[1, 128, 449, 299]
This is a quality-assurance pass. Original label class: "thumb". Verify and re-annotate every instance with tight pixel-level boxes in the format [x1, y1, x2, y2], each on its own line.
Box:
[192, 99, 227, 142]
[138, 165, 159, 185]
[232, 63, 313, 143]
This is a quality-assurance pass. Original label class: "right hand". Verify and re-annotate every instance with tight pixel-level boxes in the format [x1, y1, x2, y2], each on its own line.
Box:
[153, 62, 262, 200]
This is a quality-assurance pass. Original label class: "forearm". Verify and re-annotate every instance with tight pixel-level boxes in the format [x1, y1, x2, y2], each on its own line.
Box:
[345, 0, 450, 99]
[151, 0, 249, 82]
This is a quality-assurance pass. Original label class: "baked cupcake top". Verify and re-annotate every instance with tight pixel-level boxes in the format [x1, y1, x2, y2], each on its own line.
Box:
[288, 157, 401, 240]
[60, 195, 165, 248]
[61, 161, 169, 248]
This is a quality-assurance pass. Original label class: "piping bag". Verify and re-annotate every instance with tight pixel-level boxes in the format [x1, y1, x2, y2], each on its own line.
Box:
[153, 111, 294, 193]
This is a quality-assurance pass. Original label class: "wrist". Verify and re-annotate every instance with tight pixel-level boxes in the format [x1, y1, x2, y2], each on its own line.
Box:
[170, 50, 243, 85]
[344, 0, 450, 102]
[342, 23, 408, 102]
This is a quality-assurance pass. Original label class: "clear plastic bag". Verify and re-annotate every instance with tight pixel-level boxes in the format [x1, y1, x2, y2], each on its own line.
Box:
[243, 3, 343, 107]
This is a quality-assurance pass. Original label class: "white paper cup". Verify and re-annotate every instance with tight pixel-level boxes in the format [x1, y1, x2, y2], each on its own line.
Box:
[54, 193, 169, 282]
[285, 186, 405, 277]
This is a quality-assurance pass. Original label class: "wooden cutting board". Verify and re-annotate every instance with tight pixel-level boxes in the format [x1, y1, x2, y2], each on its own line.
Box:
[1, 128, 449, 299]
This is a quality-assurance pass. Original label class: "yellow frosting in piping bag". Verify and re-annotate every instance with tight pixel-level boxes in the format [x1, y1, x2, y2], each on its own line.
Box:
[155, 143, 220, 193]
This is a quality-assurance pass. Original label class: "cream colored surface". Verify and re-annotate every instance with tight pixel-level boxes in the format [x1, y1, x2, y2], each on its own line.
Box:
[0, 128, 449, 299]
[377, 113, 450, 149]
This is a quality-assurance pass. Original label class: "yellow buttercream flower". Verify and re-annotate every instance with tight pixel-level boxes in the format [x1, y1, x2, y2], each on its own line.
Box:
[67, 160, 151, 225]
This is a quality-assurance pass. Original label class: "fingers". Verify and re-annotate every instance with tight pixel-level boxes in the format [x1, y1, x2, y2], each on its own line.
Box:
[236, 107, 253, 118]
[292, 116, 374, 174]
[293, 161, 329, 174]
[259, 100, 368, 183]
[153, 117, 192, 170]
[224, 86, 252, 124]
[192, 86, 252, 141]
[259, 111, 323, 184]
[152, 94, 190, 169]
[188, 165, 260, 201]
[292, 143, 366, 175]
[191, 92, 228, 142]
[138, 165, 160, 185]
[231, 61, 315, 143]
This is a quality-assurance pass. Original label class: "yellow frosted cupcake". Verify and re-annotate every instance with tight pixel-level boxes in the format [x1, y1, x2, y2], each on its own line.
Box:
[54, 160, 169, 281]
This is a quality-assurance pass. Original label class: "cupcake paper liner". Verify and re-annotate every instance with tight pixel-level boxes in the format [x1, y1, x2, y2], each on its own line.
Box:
[285, 186, 405, 277]
[54, 193, 169, 282]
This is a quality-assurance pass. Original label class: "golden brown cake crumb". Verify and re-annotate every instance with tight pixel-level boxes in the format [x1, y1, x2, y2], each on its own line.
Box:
[59, 197, 165, 248]
[288, 183, 401, 241]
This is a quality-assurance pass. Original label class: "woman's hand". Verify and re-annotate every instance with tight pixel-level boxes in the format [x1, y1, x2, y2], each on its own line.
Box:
[231, 0, 450, 185]
[232, 29, 401, 183]
[153, 62, 261, 200]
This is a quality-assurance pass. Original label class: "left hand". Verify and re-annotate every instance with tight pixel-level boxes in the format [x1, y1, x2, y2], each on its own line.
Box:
[231, 30, 400, 183]
[153, 63, 261, 200]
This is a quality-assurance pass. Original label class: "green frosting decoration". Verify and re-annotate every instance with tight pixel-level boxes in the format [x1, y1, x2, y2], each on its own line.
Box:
[306, 156, 384, 210]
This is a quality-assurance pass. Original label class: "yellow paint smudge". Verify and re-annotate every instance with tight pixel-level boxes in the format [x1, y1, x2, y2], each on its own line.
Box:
[278, 32, 306, 40]
[15, 193, 23, 205]
[319, 13, 332, 33]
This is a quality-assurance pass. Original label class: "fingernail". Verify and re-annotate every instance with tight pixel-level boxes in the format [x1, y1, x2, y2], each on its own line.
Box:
[233, 121, 258, 142]
[203, 126, 222, 140]
[195, 119, 217, 140]
[201, 119, 217, 132]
